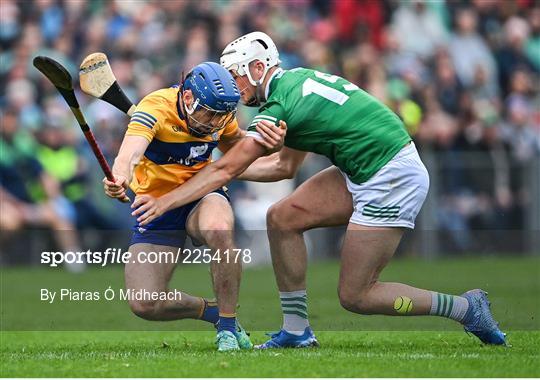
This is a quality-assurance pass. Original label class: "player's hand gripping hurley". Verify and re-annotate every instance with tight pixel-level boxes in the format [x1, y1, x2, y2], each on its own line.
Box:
[33, 56, 130, 203]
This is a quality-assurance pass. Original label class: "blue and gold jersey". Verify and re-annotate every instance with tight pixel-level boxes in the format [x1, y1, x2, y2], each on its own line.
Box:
[126, 87, 239, 197]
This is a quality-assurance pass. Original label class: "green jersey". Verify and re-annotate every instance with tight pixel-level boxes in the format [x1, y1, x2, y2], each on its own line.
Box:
[246, 68, 411, 184]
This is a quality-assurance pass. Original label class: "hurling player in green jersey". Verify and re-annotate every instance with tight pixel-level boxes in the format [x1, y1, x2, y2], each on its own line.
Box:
[132, 32, 506, 348]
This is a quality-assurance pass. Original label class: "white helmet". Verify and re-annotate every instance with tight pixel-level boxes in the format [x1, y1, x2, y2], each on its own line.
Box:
[220, 31, 281, 87]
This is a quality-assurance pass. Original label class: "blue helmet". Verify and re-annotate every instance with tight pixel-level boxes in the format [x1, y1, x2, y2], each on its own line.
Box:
[182, 62, 240, 112]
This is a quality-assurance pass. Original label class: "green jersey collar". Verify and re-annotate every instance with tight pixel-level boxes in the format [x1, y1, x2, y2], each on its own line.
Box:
[264, 68, 285, 101]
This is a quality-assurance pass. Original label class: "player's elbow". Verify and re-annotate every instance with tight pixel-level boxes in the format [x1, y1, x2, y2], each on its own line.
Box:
[113, 152, 137, 173]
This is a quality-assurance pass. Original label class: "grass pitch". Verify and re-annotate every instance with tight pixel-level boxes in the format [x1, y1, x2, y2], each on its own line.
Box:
[2, 331, 539, 377]
[1, 257, 539, 377]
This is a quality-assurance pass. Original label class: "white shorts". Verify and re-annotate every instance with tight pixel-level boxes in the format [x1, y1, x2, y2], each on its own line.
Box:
[340, 142, 429, 229]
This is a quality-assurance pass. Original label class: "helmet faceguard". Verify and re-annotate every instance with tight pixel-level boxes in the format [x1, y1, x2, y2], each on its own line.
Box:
[180, 62, 240, 137]
[184, 99, 237, 138]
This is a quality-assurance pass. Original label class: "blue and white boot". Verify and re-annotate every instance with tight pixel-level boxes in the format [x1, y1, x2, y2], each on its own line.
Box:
[255, 327, 319, 349]
[461, 289, 507, 345]
[216, 330, 240, 352]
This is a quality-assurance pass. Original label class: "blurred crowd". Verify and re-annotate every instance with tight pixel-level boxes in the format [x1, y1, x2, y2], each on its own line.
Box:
[1, 0, 539, 256]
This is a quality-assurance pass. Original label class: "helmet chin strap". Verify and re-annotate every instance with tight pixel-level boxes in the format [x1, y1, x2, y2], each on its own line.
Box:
[243, 62, 271, 107]
[185, 98, 199, 115]
[256, 80, 266, 104]
[178, 74, 197, 134]
[245, 82, 263, 107]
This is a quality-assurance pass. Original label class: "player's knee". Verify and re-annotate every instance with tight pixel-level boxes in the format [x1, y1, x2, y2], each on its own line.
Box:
[338, 288, 358, 313]
[266, 203, 282, 229]
[200, 225, 234, 250]
[267, 202, 306, 231]
[338, 287, 373, 315]
[129, 299, 164, 321]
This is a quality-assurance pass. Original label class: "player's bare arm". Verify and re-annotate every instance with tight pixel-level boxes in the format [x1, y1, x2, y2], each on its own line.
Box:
[217, 127, 245, 154]
[238, 143, 307, 182]
[218, 121, 287, 154]
[103, 135, 149, 199]
[132, 137, 267, 225]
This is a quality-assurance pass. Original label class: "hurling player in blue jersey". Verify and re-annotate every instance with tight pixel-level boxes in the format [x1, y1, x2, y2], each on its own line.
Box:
[104, 62, 285, 351]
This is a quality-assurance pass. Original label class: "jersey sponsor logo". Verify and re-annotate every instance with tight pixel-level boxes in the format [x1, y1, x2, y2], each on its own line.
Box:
[144, 139, 216, 167]
[183, 144, 209, 165]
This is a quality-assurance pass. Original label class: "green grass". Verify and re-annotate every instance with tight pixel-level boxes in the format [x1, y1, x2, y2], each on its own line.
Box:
[1, 257, 539, 377]
[1, 331, 539, 377]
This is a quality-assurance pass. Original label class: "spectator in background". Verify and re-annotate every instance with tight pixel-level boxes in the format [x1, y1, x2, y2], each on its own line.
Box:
[434, 53, 463, 115]
[0, 108, 83, 271]
[386, 78, 423, 136]
[5, 78, 42, 131]
[333, 0, 385, 49]
[37, 0, 64, 44]
[343, 42, 378, 88]
[383, 27, 428, 87]
[525, 7, 540, 71]
[496, 16, 537, 95]
[0, 0, 20, 55]
[470, 65, 500, 108]
[449, 7, 498, 94]
[34, 123, 115, 231]
[475, 123, 513, 230]
[471, 0, 503, 42]
[391, 0, 448, 60]
[501, 96, 540, 164]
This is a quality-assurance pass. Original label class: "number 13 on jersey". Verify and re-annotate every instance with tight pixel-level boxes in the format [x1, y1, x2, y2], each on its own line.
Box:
[302, 71, 359, 106]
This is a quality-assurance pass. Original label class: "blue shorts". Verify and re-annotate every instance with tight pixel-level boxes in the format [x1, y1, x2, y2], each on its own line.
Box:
[130, 188, 229, 248]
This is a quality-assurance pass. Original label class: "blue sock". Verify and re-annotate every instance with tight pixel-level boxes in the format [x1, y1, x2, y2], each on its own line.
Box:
[199, 299, 219, 324]
[217, 314, 236, 333]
